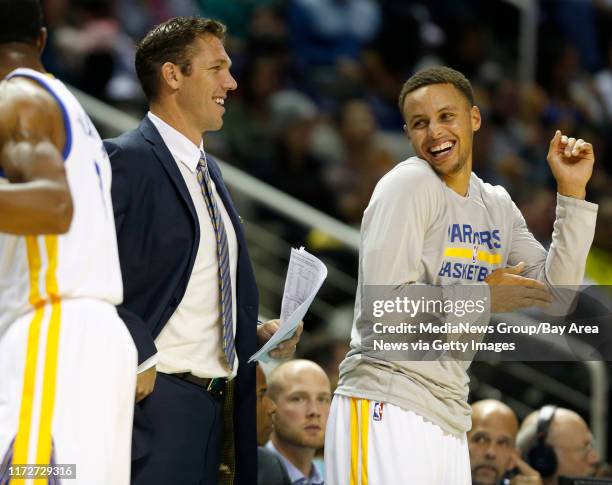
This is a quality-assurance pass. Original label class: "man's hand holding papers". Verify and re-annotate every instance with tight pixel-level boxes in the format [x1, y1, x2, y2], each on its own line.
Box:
[250, 247, 328, 363]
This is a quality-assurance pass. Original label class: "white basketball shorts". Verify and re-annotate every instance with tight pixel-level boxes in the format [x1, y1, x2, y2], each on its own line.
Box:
[0, 298, 137, 484]
[325, 394, 471, 485]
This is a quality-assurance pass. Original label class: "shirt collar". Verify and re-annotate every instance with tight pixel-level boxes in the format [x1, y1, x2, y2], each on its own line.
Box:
[147, 111, 203, 173]
[265, 441, 324, 485]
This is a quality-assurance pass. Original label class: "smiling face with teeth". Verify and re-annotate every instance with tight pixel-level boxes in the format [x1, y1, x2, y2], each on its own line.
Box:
[402, 82, 481, 194]
[156, 33, 237, 144]
[180, 34, 237, 133]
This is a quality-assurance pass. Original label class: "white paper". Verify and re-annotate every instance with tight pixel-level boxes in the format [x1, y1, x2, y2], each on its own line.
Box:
[249, 247, 327, 363]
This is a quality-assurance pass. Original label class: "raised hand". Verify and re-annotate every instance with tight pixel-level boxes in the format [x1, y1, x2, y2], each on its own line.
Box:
[546, 130, 595, 200]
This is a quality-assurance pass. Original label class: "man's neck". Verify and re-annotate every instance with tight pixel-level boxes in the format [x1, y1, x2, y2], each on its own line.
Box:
[0, 47, 44, 79]
[442, 158, 472, 196]
[150, 102, 202, 147]
[271, 435, 316, 478]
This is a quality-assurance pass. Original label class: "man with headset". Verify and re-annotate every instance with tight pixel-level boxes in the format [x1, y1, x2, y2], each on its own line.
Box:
[517, 406, 600, 484]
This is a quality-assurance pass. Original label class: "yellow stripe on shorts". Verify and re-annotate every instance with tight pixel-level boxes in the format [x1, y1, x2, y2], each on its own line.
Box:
[350, 398, 358, 485]
[11, 306, 45, 468]
[350, 399, 370, 485]
[25, 236, 42, 306]
[13, 236, 45, 468]
[35, 236, 62, 479]
[12, 236, 62, 477]
[44, 236, 59, 298]
[34, 299, 61, 483]
[360, 399, 369, 485]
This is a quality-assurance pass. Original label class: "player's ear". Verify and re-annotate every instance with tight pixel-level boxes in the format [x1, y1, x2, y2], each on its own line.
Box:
[36, 27, 47, 54]
[471, 105, 481, 133]
[403, 123, 411, 141]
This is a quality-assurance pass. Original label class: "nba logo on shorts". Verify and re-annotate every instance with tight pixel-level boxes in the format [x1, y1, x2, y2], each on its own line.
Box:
[472, 244, 479, 263]
[373, 402, 384, 421]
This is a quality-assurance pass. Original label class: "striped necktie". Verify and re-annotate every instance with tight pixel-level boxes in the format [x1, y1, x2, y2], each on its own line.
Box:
[197, 151, 235, 368]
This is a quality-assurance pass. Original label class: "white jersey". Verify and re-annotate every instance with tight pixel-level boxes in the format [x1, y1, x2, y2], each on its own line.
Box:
[0, 68, 122, 334]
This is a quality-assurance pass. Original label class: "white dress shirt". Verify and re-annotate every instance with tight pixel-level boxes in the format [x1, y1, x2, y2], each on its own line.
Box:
[139, 111, 238, 378]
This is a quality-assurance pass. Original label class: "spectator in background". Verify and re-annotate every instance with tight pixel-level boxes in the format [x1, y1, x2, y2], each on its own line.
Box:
[324, 99, 395, 224]
[540, 43, 596, 138]
[595, 39, 612, 122]
[221, 55, 281, 179]
[117, 0, 199, 41]
[514, 185, 556, 247]
[257, 363, 291, 485]
[267, 360, 331, 485]
[269, 90, 339, 219]
[257, 363, 276, 446]
[287, 0, 381, 103]
[549, 0, 602, 73]
[585, 196, 612, 287]
[469, 400, 542, 485]
[51, 0, 118, 99]
[486, 80, 531, 191]
[198, 0, 268, 41]
[517, 406, 600, 484]
[361, 2, 433, 132]
[50, 0, 147, 103]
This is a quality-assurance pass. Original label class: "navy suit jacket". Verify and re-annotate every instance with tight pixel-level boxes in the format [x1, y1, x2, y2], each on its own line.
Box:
[104, 116, 258, 483]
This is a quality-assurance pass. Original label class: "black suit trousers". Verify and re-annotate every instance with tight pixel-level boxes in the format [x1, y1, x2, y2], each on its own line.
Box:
[131, 373, 223, 485]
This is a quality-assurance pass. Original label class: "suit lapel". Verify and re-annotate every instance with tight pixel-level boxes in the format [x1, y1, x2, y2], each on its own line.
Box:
[138, 117, 198, 224]
[138, 116, 245, 257]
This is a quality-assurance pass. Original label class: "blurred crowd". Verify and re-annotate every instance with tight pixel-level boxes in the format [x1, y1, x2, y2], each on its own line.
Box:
[38, 1, 612, 476]
[41, 0, 612, 285]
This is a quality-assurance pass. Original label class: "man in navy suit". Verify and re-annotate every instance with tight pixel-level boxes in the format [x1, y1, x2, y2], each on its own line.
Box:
[104, 17, 301, 485]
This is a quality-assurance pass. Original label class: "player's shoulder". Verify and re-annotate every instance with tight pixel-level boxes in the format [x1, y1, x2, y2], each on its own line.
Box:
[470, 172, 513, 205]
[0, 76, 64, 149]
[375, 156, 444, 197]
[0, 76, 61, 123]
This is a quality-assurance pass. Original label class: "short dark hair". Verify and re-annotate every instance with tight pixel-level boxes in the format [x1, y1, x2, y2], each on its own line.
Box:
[135, 16, 226, 102]
[0, 0, 43, 45]
[398, 66, 474, 118]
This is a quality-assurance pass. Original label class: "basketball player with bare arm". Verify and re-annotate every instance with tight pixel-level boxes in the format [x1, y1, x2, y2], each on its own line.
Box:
[0, 1, 136, 484]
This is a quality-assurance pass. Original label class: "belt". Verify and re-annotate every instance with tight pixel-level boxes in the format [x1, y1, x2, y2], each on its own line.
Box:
[174, 373, 227, 400]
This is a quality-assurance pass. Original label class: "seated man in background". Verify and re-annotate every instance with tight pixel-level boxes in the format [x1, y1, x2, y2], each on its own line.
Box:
[517, 406, 600, 484]
[267, 360, 332, 485]
[257, 362, 291, 485]
[469, 400, 542, 485]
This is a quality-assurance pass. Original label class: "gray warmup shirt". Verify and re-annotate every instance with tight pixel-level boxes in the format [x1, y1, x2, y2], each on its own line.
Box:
[336, 157, 598, 436]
